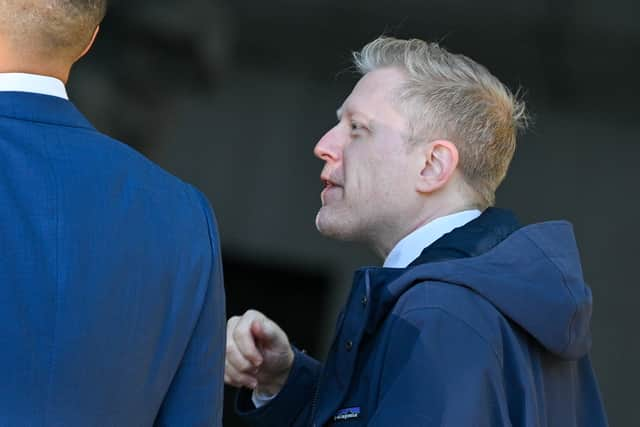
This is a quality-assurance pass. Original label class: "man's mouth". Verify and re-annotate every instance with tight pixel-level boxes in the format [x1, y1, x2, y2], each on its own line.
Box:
[322, 177, 343, 190]
[320, 179, 343, 203]
[322, 180, 336, 189]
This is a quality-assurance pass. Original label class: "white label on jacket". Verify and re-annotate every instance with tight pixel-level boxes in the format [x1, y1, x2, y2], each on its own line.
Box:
[333, 407, 361, 421]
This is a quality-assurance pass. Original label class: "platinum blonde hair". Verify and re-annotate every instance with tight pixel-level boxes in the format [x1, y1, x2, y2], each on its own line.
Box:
[353, 36, 528, 208]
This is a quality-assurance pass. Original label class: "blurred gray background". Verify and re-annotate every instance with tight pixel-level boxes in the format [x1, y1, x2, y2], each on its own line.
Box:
[69, 0, 639, 425]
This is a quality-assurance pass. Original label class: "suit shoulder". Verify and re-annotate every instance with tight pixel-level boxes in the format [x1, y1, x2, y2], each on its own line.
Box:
[49, 126, 215, 229]
[54, 126, 202, 202]
[93, 131, 188, 191]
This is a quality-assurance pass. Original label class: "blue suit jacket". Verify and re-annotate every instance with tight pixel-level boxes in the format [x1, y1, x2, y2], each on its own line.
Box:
[0, 91, 225, 426]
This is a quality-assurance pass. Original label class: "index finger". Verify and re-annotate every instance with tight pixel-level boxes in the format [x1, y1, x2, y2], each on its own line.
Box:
[232, 310, 265, 366]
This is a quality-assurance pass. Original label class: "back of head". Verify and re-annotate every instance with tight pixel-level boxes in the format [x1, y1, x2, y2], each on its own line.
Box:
[353, 37, 527, 208]
[0, 0, 107, 64]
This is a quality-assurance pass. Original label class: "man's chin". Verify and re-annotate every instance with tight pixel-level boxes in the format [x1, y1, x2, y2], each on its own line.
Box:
[315, 210, 354, 241]
[314, 211, 333, 236]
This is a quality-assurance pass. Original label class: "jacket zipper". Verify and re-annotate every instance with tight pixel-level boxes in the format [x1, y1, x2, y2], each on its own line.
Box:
[309, 271, 370, 427]
[309, 378, 321, 427]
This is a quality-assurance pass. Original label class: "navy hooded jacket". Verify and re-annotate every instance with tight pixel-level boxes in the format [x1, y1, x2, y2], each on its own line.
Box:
[237, 208, 608, 426]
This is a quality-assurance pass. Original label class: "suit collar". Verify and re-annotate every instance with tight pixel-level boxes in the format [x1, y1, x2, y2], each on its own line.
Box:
[0, 91, 94, 131]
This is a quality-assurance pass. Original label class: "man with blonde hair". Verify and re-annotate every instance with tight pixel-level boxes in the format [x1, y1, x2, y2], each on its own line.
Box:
[225, 37, 607, 426]
[0, 1, 225, 425]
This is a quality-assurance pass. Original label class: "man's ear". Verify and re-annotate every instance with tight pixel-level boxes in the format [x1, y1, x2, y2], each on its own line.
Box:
[416, 139, 459, 194]
[77, 25, 100, 61]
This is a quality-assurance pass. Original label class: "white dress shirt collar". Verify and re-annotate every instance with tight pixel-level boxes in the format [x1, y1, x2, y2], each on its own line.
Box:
[0, 73, 68, 100]
[383, 209, 482, 268]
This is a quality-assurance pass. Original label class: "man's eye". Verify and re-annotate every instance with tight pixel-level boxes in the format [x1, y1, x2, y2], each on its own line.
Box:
[351, 122, 364, 132]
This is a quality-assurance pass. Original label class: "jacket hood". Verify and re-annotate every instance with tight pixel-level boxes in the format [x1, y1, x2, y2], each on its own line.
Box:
[372, 215, 592, 360]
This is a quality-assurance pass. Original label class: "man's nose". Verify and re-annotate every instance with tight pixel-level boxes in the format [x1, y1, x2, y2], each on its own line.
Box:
[313, 124, 343, 162]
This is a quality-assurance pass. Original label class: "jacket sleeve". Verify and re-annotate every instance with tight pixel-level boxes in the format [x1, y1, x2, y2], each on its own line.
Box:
[154, 187, 226, 426]
[368, 307, 510, 427]
[235, 347, 322, 427]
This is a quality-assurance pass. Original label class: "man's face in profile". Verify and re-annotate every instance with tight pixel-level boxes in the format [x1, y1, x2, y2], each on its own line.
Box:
[313, 67, 425, 246]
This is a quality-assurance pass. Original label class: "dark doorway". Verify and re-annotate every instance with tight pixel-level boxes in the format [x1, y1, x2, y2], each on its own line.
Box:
[222, 253, 330, 426]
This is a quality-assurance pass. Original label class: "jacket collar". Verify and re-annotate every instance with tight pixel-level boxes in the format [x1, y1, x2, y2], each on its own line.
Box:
[0, 91, 94, 131]
[408, 207, 521, 266]
[364, 207, 521, 334]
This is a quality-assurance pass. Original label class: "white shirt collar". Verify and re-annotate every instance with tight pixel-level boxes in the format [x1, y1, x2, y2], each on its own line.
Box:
[383, 209, 482, 268]
[0, 73, 68, 100]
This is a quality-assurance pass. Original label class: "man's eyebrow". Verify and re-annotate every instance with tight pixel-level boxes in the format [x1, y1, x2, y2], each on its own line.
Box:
[336, 107, 343, 120]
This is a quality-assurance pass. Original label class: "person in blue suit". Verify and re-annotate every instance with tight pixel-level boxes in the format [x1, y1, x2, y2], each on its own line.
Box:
[224, 37, 608, 426]
[0, 1, 225, 425]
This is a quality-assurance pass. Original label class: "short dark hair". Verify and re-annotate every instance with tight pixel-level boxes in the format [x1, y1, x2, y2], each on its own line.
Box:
[0, 0, 108, 60]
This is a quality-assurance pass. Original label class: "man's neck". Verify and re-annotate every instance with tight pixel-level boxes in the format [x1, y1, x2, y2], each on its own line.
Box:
[373, 200, 480, 260]
[0, 49, 71, 84]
